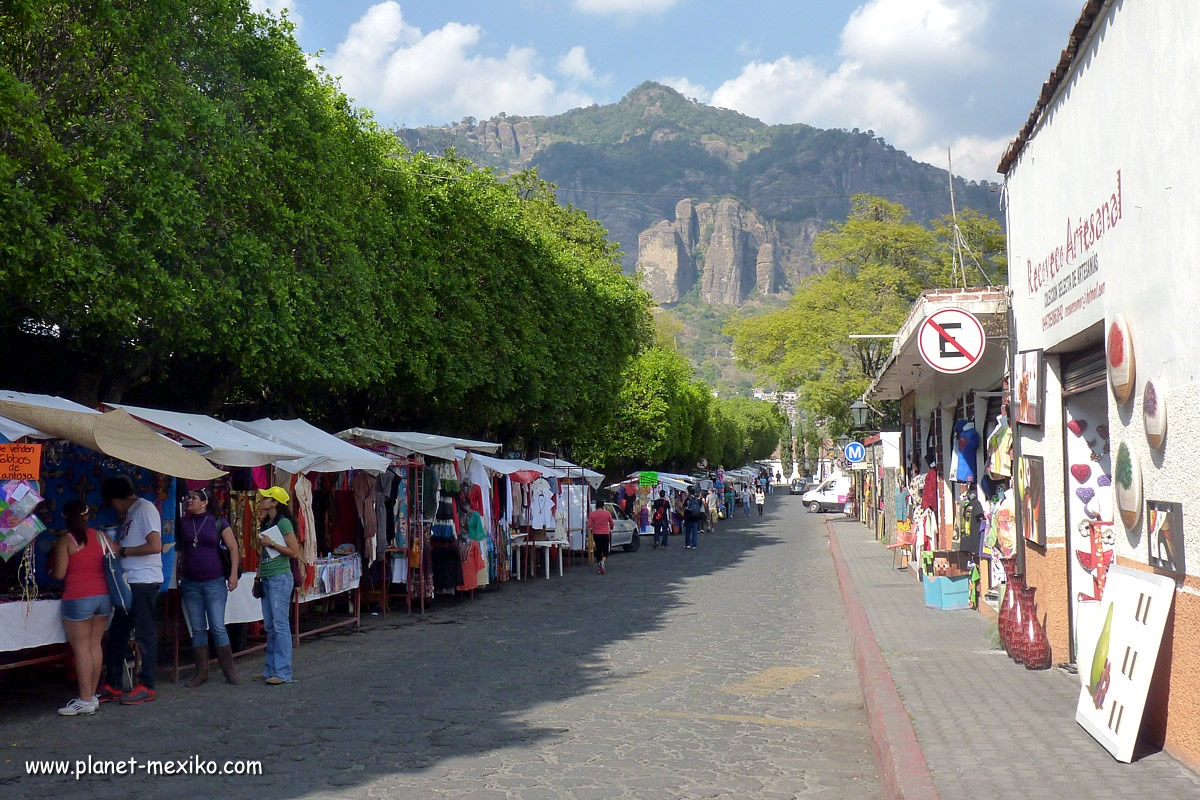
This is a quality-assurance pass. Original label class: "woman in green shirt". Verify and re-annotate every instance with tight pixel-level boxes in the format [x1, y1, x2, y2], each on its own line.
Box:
[256, 486, 300, 685]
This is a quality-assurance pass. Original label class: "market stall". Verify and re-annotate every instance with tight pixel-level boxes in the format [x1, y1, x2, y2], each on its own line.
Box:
[228, 418, 390, 644]
[0, 397, 223, 676]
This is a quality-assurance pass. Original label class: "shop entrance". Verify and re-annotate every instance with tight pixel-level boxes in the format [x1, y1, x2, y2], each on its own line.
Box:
[1061, 346, 1110, 663]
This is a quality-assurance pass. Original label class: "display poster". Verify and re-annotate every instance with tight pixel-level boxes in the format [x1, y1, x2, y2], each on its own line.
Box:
[0, 443, 41, 480]
[1146, 500, 1185, 575]
[1064, 388, 1114, 660]
[1014, 350, 1044, 426]
[1016, 454, 1046, 546]
[1074, 565, 1175, 762]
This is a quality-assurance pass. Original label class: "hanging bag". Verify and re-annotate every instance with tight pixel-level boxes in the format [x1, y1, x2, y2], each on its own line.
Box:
[98, 533, 133, 613]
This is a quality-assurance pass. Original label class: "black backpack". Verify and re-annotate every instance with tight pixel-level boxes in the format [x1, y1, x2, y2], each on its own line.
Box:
[684, 496, 701, 519]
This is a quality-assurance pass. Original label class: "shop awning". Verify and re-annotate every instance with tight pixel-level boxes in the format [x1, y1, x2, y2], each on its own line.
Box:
[470, 453, 566, 479]
[338, 429, 452, 461]
[535, 457, 604, 488]
[0, 390, 98, 442]
[865, 288, 1010, 402]
[103, 404, 305, 468]
[230, 418, 390, 474]
[0, 400, 225, 480]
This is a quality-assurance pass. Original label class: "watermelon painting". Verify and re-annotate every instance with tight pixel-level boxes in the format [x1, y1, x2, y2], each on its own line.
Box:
[1143, 378, 1167, 449]
[1114, 441, 1142, 528]
[1107, 315, 1135, 404]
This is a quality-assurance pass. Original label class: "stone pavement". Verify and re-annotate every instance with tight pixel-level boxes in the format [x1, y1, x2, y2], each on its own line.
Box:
[828, 517, 1200, 800]
[1, 496, 879, 800]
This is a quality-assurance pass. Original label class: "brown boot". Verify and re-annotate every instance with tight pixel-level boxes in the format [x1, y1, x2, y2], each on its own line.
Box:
[215, 644, 241, 685]
[186, 645, 209, 688]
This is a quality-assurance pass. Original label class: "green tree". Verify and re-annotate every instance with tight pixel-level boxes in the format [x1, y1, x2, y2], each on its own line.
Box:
[727, 195, 941, 428]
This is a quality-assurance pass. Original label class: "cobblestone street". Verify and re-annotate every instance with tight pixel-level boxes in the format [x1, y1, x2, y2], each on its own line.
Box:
[0, 497, 880, 799]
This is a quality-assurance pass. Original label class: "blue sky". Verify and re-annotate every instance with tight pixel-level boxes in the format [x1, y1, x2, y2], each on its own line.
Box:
[255, 0, 1083, 179]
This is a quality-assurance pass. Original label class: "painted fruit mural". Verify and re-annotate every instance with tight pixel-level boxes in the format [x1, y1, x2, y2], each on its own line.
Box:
[1114, 441, 1142, 528]
[1107, 315, 1135, 404]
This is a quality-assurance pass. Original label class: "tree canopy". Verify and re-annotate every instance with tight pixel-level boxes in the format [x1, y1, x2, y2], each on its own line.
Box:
[727, 195, 1006, 430]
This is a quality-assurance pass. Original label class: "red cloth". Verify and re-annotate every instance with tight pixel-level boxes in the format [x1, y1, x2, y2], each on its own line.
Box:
[330, 490, 359, 549]
[62, 529, 108, 601]
[458, 541, 485, 591]
[469, 485, 484, 516]
[921, 469, 939, 511]
[587, 509, 614, 535]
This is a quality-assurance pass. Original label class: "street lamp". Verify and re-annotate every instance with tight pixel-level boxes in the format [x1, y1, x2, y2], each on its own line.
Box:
[849, 399, 871, 430]
[837, 434, 850, 450]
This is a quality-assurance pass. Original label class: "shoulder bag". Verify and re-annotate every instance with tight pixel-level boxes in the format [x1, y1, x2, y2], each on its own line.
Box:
[98, 533, 133, 613]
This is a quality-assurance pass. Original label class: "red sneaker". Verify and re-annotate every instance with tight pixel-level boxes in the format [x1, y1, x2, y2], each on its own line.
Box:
[96, 683, 124, 704]
[118, 685, 156, 705]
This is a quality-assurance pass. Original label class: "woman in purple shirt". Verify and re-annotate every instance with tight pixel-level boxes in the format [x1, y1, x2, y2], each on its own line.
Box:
[178, 488, 242, 686]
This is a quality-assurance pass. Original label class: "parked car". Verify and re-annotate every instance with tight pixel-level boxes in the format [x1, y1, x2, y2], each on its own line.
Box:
[604, 502, 641, 552]
[801, 477, 851, 513]
[789, 479, 805, 495]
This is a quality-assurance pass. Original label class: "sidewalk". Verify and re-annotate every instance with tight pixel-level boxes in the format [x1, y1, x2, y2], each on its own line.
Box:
[828, 518, 1200, 800]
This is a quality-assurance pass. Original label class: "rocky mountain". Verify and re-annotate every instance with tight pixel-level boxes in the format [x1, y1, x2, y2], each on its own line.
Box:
[397, 82, 1001, 307]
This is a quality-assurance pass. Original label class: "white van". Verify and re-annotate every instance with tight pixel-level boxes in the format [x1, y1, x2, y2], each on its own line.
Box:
[801, 477, 850, 513]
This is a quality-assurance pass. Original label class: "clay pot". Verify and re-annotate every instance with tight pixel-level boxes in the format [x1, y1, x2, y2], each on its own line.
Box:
[1008, 577, 1029, 664]
[997, 558, 1017, 656]
[1022, 587, 1052, 670]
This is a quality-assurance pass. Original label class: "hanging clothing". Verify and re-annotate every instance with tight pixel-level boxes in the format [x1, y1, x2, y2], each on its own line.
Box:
[921, 469, 939, 511]
[293, 473, 318, 573]
[955, 422, 982, 483]
[529, 478, 556, 530]
[986, 417, 1013, 479]
[376, 470, 395, 556]
[351, 471, 378, 564]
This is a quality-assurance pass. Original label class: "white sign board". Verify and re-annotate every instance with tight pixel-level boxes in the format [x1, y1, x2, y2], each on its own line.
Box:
[918, 308, 986, 374]
[1074, 565, 1175, 762]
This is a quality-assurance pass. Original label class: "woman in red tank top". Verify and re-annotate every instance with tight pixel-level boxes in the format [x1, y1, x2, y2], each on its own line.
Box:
[51, 501, 116, 716]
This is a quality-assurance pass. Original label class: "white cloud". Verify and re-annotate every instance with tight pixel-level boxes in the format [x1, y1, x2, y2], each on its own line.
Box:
[911, 135, 1011, 181]
[711, 57, 926, 146]
[557, 45, 597, 83]
[840, 0, 989, 69]
[319, 2, 593, 125]
[250, 0, 302, 31]
[572, 0, 678, 15]
[659, 76, 710, 103]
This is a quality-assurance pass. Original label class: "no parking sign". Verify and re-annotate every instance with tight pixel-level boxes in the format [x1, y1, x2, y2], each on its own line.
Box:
[918, 308, 986, 374]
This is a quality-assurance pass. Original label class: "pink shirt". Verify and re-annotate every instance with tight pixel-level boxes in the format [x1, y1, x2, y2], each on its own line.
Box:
[587, 509, 614, 535]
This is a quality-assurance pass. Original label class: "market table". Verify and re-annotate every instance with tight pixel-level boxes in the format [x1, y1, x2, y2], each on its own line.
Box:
[529, 539, 567, 579]
[0, 598, 68, 670]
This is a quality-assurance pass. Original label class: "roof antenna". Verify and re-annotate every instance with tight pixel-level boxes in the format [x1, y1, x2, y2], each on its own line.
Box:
[947, 148, 992, 287]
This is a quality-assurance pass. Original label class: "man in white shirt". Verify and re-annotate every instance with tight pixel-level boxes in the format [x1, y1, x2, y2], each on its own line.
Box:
[98, 477, 163, 706]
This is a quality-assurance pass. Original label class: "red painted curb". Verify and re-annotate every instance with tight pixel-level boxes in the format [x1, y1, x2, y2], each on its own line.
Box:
[826, 518, 940, 800]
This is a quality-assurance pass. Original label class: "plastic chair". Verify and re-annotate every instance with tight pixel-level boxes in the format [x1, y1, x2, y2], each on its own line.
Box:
[888, 526, 917, 570]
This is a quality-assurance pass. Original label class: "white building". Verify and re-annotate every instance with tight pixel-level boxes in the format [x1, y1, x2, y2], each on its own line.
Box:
[1000, 0, 1200, 767]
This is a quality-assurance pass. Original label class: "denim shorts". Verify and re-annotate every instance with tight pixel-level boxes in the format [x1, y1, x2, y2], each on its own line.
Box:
[61, 594, 113, 622]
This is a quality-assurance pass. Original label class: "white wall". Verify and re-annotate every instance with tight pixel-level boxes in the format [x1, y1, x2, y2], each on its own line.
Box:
[1006, 0, 1200, 579]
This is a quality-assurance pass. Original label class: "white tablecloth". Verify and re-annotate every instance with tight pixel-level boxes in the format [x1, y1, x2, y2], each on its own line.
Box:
[0, 599, 66, 652]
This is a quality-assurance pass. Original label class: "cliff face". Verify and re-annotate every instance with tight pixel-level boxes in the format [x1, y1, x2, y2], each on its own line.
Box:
[396, 82, 1002, 308]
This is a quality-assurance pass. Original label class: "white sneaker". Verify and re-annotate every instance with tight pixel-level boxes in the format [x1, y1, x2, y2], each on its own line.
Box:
[58, 698, 98, 716]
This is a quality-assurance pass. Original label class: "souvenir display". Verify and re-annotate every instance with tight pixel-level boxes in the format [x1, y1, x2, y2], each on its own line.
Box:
[1106, 315, 1135, 404]
[1146, 500, 1184, 574]
[1113, 441, 1142, 529]
[1143, 379, 1166, 449]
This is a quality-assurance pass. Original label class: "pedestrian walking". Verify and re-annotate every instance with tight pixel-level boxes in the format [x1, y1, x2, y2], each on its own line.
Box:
[178, 488, 242, 687]
[587, 498, 614, 574]
[256, 486, 300, 685]
[52, 501, 115, 716]
[705, 489, 719, 531]
[741, 485, 752, 516]
[683, 489, 702, 549]
[755, 487, 766, 516]
[98, 477, 163, 706]
[724, 483, 736, 520]
[652, 490, 671, 548]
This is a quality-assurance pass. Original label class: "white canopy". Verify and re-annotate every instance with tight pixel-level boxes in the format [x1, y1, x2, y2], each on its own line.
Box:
[105, 404, 305, 468]
[230, 418, 390, 474]
[628, 470, 694, 483]
[535, 457, 604, 488]
[337, 429, 500, 461]
[0, 391, 97, 442]
[471, 453, 566, 478]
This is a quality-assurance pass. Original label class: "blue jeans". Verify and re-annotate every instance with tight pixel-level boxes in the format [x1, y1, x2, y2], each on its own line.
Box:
[180, 577, 230, 648]
[654, 519, 670, 547]
[260, 571, 294, 681]
[684, 520, 699, 548]
[744, 501, 751, 516]
[725, 500, 734, 519]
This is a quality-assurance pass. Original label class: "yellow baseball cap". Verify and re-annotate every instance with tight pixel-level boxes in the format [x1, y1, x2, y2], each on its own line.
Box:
[257, 486, 290, 505]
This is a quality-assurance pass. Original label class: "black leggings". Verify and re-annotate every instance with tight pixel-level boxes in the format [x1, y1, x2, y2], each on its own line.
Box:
[593, 534, 611, 560]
